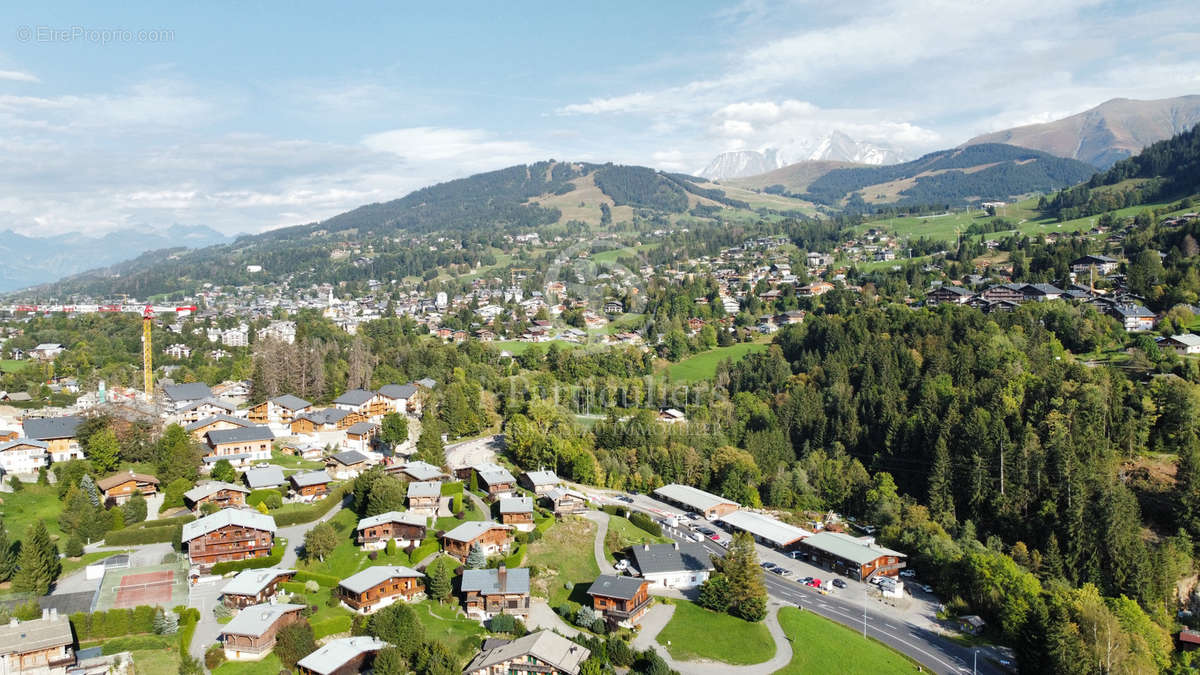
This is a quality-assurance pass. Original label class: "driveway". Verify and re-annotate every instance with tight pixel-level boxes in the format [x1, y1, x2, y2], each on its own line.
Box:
[187, 575, 226, 660]
[579, 510, 614, 574]
[444, 434, 504, 471]
[525, 598, 579, 637]
[276, 493, 349, 568]
[632, 601, 794, 675]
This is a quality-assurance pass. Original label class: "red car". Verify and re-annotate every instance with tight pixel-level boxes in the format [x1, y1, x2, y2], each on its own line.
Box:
[806, 578, 822, 588]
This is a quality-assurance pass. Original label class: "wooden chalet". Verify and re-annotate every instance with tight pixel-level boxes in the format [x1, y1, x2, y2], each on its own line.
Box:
[184, 481, 250, 512]
[355, 511, 427, 550]
[332, 389, 388, 419]
[588, 575, 651, 627]
[181, 508, 276, 568]
[441, 521, 513, 561]
[0, 610, 74, 674]
[203, 425, 274, 468]
[463, 631, 590, 675]
[543, 487, 587, 515]
[460, 565, 530, 619]
[247, 394, 312, 426]
[289, 470, 332, 500]
[221, 568, 295, 609]
[96, 470, 159, 505]
[220, 603, 304, 661]
[406, 481, 441, 515]
[337, 565, 425, 613]
[499, 496, 535, 531]
[296, 636, 387, 675]
[186, 414, 254, 441]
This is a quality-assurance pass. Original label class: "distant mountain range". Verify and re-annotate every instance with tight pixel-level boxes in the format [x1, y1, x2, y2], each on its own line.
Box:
[700, 131, 904, 180]
[963, 96, 1200, 168]
[0, 224, 229, 292]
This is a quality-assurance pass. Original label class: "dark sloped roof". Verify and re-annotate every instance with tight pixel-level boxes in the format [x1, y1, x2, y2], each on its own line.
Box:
[587, 574, 646, 601]
[271, 394, 312, 410]
[630, 542, 713, 575]
[23, 415, 85, 440]
[377, 383, 418, 399]
[162, 382, 213, 402]
[207, 425, 274, 445]
[329, 450, 368, 465]
[333, 389, 374, 406]
[186, 414, 253, 432]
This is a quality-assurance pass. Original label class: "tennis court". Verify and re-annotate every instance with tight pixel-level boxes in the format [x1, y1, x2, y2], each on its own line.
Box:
[93, 554, 189, 611]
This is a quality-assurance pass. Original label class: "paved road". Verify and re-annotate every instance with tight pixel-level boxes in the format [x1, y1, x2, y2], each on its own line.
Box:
[277, 494, 350, 568]
[633, 601, 794, 675]
[579, 510, 615, 574]
[576, 486, 1006, 675]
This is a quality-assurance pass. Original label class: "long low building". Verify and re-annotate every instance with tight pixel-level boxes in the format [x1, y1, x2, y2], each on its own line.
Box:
[652, 484, 739, 520]
[797, 531, 906, 580]
[718, 510, 812, 551]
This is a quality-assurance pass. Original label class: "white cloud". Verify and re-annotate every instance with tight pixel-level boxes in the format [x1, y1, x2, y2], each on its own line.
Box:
[0, 70, 38, 83]
[362, 126, 542, 168]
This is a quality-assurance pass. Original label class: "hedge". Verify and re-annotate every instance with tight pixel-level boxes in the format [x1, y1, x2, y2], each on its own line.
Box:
[209, 540, 286, 575]
[293, 570, 340, 587]
[601, 505, 629, 518]
[311, 615, 353, 639]
[407, 537, 441, 566]
[629, 512, 662, 537]
[273, 484, 347, 526]
[104, 524, 184, 546]
[70, 606, 158, 641]
[137, 514, 197, 529]
[177, 606, 200, 655]
[503, 544, 526, 569]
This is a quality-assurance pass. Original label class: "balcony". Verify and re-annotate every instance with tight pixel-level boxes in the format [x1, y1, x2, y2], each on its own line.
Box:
[602, 595, 651, 620]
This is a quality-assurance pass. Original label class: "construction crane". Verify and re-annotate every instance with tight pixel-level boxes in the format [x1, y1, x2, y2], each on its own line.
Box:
[0, 303, 197, 401]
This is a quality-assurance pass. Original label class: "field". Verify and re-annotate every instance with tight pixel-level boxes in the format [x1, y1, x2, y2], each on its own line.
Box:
[213, 653, 283, 675]
[0, 359, 28, 374]
[667, 342, 769, 382]
[268, 450, 324, 471]
[603, 515, 670, 563]
[413, 599, 489, 664]
[592, 243, 660, 265]
[775, 607, 922, 673]
[655, 599, 775, 665]
[527, 516, 599, 608]
[132, 648, 181, 674]
[0, 483, 67, 542]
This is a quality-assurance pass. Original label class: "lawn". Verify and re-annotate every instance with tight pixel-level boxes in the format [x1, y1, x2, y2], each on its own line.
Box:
[655, 599, 775, 665]
[131, 648, 181, 674]
[603, 515, 670, 563]
[60, 551, 116, 579]
[434, 502, 485, 531]
[527, 516, 599, 609]
[0, 483, 67, 542]
[775, 607, 922, 673]
[269, 450, 325, 471]
[0, 359, 28, 374]
[667, 342, 769, 382]
[213, 652, 283, 675]
[413, 600, 488, 665]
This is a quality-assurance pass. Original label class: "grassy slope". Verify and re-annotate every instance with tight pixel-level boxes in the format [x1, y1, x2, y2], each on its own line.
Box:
[667, 342, 769, 382]
[414, 600, 489, 666]
[655, 599, 775, 665]
[603, 515, 670, 563]
[132, 648, 181, 674]
[527, 516, 599, 608]
[212, 653, 283, 675]
[775, 607, 922, 673]
[0, 483, 67, 542]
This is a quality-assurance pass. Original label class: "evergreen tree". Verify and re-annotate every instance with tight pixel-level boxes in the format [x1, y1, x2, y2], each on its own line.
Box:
[79, 474, 100, 507]
[372, 647, 408, 675]
[697, 574, 731, 612]
[416, 413, 446, 467]
[155, 424, 200, 483]
[366, 476, 407, 517]
[466, 543, 486, 569]
[721, 532, 767, 622]
[428, 561, 452, 603]
[12, 522, 58, 595]
[122, 492, 148, 524]
[928, 435, 956, 527]
[367, 603, 425, 661]
[0, 520, 16, 582]
[274, 621, 317, 670]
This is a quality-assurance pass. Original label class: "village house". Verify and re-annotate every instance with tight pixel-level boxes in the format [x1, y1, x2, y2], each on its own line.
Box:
[389, 460, 444, 483]
[499, 496, 535, 531]
[1159, 333, 1200, 355]
[519, 469, 560, 496]
[243, 466, 286, 491]
[0, 438, 48, 476]
[588, 575, 652, 628]
[181, 508, 276, 567]
[0, 609, 75, 674]
[337, 565, 425, 613]
[22, 416, 85, 462]
[342, 421, 379, 453]
[289, 470, 332, 500]
[1070, 254, 1120, 275]
[96, 470, 160, 505]
[247, 394, 312, 426]
[460, 565, 531, 619]
[543, 487, 588, 515]
[295, 636, 388, 675]
[630, 542, 714, 590]
[1022, 283, 1064, 302]
[161, 382, 214, 412]
[463, 631, 590, 675]
[441, 521, 514, 561]
[406, 481, 441, 515]
[925, 285, 974, 306]
[184, 481, 250, 512]
[176, 398, 237, 424]
[657, 408, 687, 424]
[471, 462, 517, 499]
[332, 389, 388, 419]
[290, 408, 354, 434]
[1108, 303, 1157, 332]
[376, 383, 420, 416]
[29, 343, 65, 361]
[220, 603, 305, 661]
[186, 414, 254, 441]
[221, 568, 296, 609]
[326, 450, 372, 480]
[203, 425, 275, 469]
[355, 511, 428, 550]
[798, 531, 907, 580]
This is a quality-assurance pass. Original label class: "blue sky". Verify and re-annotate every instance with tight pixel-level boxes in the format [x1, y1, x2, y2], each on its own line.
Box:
[0, 0, 1196, 235]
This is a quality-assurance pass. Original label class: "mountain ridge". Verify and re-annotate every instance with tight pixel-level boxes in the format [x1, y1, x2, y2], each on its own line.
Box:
[700, 130, 904, 180]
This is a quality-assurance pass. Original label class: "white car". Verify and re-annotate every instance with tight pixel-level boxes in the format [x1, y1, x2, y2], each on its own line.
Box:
[615, 559, 629, 571]
[900, 569, 916, 578]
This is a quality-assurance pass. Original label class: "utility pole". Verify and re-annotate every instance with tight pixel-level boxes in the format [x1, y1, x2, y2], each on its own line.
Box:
[973, 649, 978, 675]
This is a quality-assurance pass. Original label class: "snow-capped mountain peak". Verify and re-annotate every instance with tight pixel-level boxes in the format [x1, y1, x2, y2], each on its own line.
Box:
[699, 131, 904, 180]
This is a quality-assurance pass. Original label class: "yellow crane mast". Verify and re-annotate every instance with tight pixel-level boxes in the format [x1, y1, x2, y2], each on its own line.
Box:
[142, 308, 153, 400]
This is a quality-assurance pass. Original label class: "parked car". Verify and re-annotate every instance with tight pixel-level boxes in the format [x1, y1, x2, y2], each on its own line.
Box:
[806, 578, 822, 588]
[799, 576, 813, 585]
[709, 532, 721, 541]
[617, 495, 634, 503]
[698, 527, 716, 536]
[900, 569, 916, 578]
[690, 532, 705, 543]
[761, 561, 776, 570]
[870, 576, 885, 586]
[832, 579, 847, 589]
[921, 584, 934, 593]
[788, 551, 805, 559]
[772, 567, 791, 576]
[615, 559, 629, 571]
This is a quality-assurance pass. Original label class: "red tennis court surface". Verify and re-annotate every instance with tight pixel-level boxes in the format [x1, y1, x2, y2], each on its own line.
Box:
[113, 570, 174, 608]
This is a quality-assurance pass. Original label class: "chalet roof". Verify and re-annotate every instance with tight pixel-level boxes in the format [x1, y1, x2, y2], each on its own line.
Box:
[289, 470, 331, 488]
[522, 470, 559, 487]
[178, 398, 236, 414]
[0, 438, 48, 452]
[397, 461, 444, 481]
[474, 463, 515, 486]
[415, 378, 437, 389]
[346, 421, 378, 435]
[96, 471, 159, 491]
[630, 542, 713, 576]
[243, 466, 286, 489]
[463, 631, 589, 675]
[184, 480, 250, 502]
[407, 481, 441, 498]
[22, 415, 84, 441]
[206, 425, 274, 445]
[186, 414, 253, 432]
[181, 508, 276, 542]
[461, 566, 530, 595]
[333, 389, 375, 406]
[220, 603, 304, 638]
[442, 520, 511, 543]
[0, 616, 73, 655]
[338, 565, 423, 594]
[499, 497, 533, 514]
[298, 408, 351, 426]
[329, 450, 369, 466]
[543, 487, 587, 502]
[222, 568, 294, 597]
[1164, 333, 1200, 347]
[356, 511, 427, 531]
[270, 394, 311, 410]
[377, 383, 418, 400]
[162, 382, 213, 402]
[587, 574, 646, 601]
[1022, 283, 1063, 296]
[295, 636, 388, 675]
[800, 531, 905, 565]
